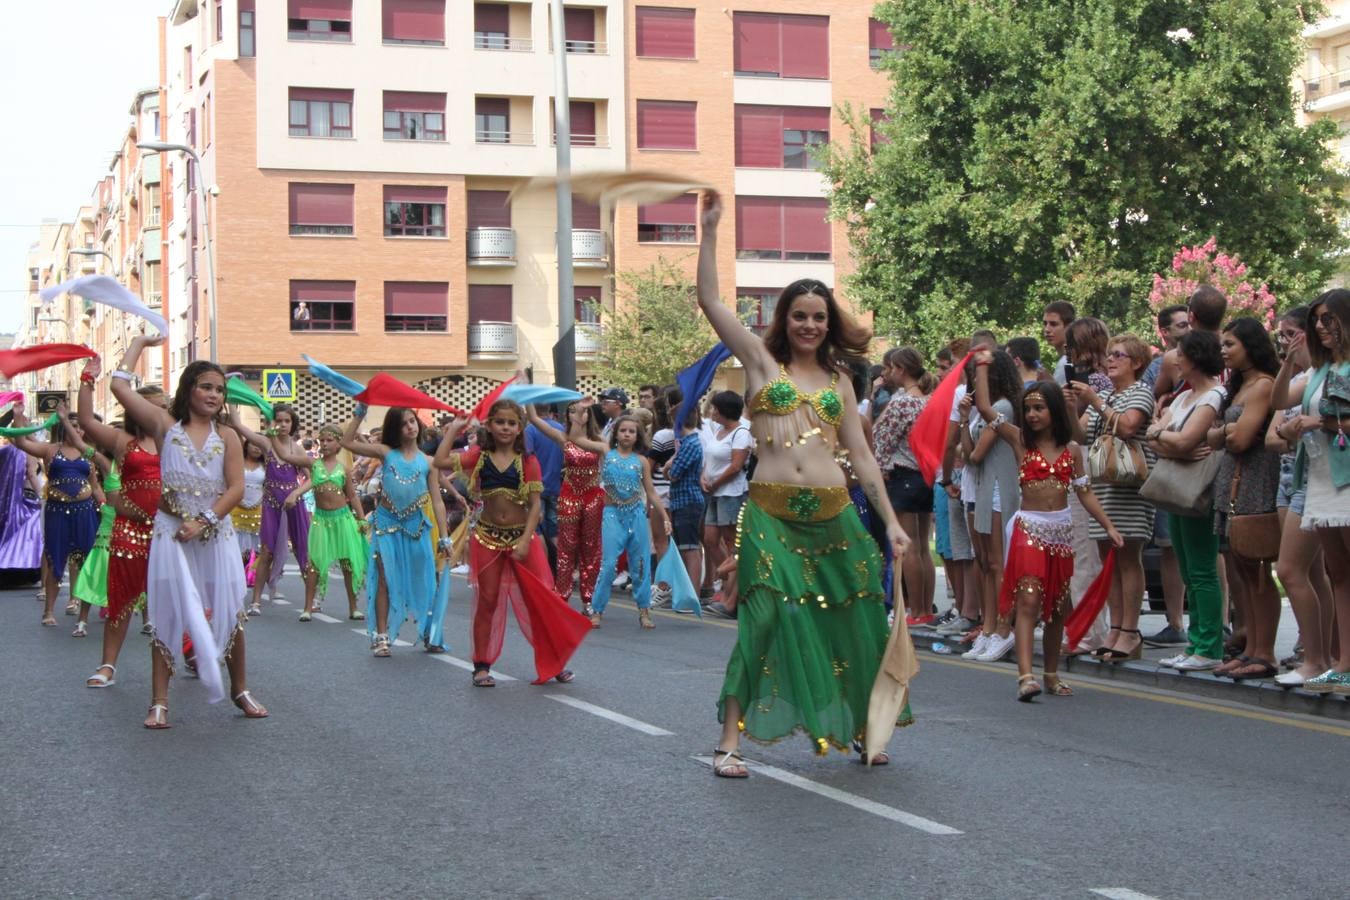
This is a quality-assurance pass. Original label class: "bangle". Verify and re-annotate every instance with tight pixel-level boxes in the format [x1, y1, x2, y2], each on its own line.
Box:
[199, 509, 219, 527]
[110, 370, 134, 383]
[975, 361, 991, 368]
[79, 372, 95, 385]
[81, 446, 96, 460]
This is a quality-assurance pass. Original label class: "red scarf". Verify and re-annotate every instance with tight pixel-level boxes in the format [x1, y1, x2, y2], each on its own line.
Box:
[909, 353, 973, 485]
[470, 376, 517, 423]
[354, 373, 464, 416]
[1064, 548, 1117, 650]
[0, 343, 96, 378]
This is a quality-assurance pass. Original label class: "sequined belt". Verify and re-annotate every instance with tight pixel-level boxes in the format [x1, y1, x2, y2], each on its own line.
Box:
[604, 490, 643, 508]
[264, 487, 299, 510]
[111, 517, 154, 559]
[475, 520, 526, 552]
[748, 481, 851, 523]
[379, 491, 428, 520]
[47, 483, 93, 503]
[1009, 508, 1073, 550]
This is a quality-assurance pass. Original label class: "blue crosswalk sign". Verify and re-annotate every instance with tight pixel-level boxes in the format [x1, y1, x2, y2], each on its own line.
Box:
[262, 368, 296, 403]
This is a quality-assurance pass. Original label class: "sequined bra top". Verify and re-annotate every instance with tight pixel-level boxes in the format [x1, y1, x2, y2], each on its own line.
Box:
[378, 451, 429, 520]
[264, 450, 302, 507]
[161, 422, 226, 520]
[118, 438, 161, 524]
[748, 365, 843, 453]
[602, 450, 645, 504]
[47, 454, 94, 504]
[562, 441, 600, 492]
[454, 446, 542, 506]
[311, 459, 346, 494]
[1019, 447, 1075, 497]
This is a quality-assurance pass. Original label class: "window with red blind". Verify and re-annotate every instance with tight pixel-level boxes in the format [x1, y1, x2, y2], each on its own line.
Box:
[637, 194, 696, 243]
[563, 7, 597, 52]
[572, 196, 601, 230]
[869, 18, 896, 67]
[289, 88, 353, 138]
[288, 183, 354, 236]
[635, 100, 696, 150]
[734, 105, 829, 169]
[635, 7, 694, 59]
[736, 289, 779, 335]
[734, 197, 830, 261]
[558, 100, 597, 146]
[383, 91, 446, 141]
[288, 0, 352, 41]
[474, 3, 509, 48]
[384, 281, 448, 331]
[468, 190, 511, 228]
[468, 284, 513, 322]
[732, 13, 828, 79]
[574, 286, 602, 323]
[384, 186, 447, 237]
[383, 0, 445, 45]
[290, 280, 355, 331]
[475, 97, 510, 143]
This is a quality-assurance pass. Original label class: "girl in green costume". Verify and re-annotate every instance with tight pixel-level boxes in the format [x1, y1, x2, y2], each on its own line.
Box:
[695, 193, 914, 777]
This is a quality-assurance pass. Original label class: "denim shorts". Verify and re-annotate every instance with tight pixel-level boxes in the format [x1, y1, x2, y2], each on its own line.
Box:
[1153, 507, 1171, 548]
[1276, 457, 1306, 516]
[886, 466, 935, 514]
[672, 504, 703, 550]
[705, 492, 746, 527]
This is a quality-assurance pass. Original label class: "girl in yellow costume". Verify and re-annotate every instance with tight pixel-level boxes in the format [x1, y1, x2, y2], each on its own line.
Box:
[695, 193, 914, 777]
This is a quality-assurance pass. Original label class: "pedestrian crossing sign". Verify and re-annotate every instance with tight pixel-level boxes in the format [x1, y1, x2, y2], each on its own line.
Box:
[262, 368, 297, 403]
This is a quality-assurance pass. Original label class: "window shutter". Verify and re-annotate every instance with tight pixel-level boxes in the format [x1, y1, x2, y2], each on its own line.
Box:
[635, 7, 695, 58]
[563, 7, 595, 42]
[636, 100, 696, 150]
[291, 280, 354, 302]
[474, 3, 509, 33]
[476, 97, 509, 118]
[637, 194, 696, 225]
[783, 199, 830, 255]
[289, 1, 351, 19]
[468, 190, 512, 228]
[572, 195, 601, 230]
[783, 107, 829, 132]
[868, 18, 895, 51]
[468, 285, 513, 322]
[735, 197, 782, 254]
[780, 15, 828, 79]
[384, 282, 448, 315]
[288, 183, 354, 225]
[382, 0, 445, 43]
[383, 185, 446, 206]
[289, 87, 352, 104]
[733, 13, 780, 75]
[734, 105, 782, 167]
[383, 91, 445, 113]
[570, 101, 597, 138]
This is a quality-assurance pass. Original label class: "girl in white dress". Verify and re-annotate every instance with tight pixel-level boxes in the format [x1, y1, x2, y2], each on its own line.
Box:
[108, 336, 268, 728]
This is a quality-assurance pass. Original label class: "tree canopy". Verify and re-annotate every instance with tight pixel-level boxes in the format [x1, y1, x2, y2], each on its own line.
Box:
[823, 0, 1347, 350]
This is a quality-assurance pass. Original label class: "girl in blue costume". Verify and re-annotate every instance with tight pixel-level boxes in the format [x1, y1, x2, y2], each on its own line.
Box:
[570, 414, 671, 630]
[342, 405, 450, 657]
[10, 405, 104, 634]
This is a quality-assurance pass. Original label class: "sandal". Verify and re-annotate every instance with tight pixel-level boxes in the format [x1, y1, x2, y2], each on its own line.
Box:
[144, 700, 171, 730]
[1101, 628, 1141, 662]
[247, 603, 262, 617]
[372, 634, 391, 658]
[851, 739, 889, 766]
[40, 615, 56, 626]
[298, 611, 312, 622]
[554, 669, 576, 684]
[349, 610, 366, 621]
[233, 690, 270, 718]
[1043, 673, 1073, 696]
[472, 664, 496, 687]
[638, 609, 654, 630]
[712, 747, 749, 778]
[1017, 673, 1043, 702]
[65, 601, 79, 616]
[589, 612, 602, 628]
[1090, 626, 1121, 659]
[1214, 654, 1250, 676]
[86, 664, 116, 688]
[424, 643, 446, 654]
[72, 621, 88, 638]
[1227, 659, 1278, 681]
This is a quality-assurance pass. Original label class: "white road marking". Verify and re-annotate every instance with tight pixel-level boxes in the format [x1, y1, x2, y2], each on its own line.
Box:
[348, 627, 413, 647]
[270, 598, 291, 606]
[430, 655, 518, 681]
[548, 695, 675, 736]
[693, 756, 962, 836]
[312, 612, 342, 624]
[1090, 891, 1164, 900]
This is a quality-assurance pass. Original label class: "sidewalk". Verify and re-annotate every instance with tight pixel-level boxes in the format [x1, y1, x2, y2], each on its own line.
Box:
[912, 572, 1349, 721]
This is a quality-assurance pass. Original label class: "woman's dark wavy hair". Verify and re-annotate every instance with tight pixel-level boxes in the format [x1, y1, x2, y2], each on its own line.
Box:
[1221, 317, 1280, 412]
[1021, 380, 1073, 448]
[380, 406, 422, 450]
[477, 399, 526, 454]
[270, 403, 300, 436]
[1307, 288, 1350, 368]
[170, 360, 227, 423]
[563, 400, 602, 442]
[969, 349, 1022, 408]
[124, 386, 165, 439]
[761, 279, 871, 373]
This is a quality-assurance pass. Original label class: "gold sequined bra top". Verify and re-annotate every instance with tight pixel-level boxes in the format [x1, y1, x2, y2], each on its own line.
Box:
[748, 365, 844, 452]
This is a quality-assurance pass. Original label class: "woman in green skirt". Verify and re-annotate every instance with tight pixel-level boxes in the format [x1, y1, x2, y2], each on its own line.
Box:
[695, 193, 913, 777]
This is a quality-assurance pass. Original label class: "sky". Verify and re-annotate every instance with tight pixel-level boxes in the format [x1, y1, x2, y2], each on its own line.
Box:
[0, 1, 166, 333]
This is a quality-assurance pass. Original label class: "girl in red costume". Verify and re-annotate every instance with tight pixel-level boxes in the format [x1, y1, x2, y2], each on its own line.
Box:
[972, 351, 1123, 701]
[435, 400, 591, 687]
[77, 360, 164, 688]
[526, 401, 604, 613]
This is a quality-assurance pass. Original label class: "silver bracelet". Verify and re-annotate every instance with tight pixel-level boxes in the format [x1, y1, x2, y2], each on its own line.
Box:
[199, 508, 219, 526]
[110, 370, 135, 382]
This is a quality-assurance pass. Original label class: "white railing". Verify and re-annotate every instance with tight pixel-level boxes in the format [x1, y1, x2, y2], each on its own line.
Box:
[552, 133, 609, 148]
[564, 40, 608, 55]
[572, 229, 606, 263]
[474, 34, 533, 51]
[475, 129, 535, 145]
[145, 208, 161, 228]
[469, 321, 517, 354]
[467, 227, 516, 263]
[575, 323, 602, 355]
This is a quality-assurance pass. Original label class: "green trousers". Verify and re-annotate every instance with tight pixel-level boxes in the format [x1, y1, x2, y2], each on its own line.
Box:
[1168, 512, 1224, 660]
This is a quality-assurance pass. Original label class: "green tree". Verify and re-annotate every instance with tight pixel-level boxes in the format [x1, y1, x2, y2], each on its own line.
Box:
[590, 256, 722, 389]
[823, 0, 1348, 352]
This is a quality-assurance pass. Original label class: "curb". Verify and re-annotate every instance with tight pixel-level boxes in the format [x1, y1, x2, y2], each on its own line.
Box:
[913, 628, 1350, 721]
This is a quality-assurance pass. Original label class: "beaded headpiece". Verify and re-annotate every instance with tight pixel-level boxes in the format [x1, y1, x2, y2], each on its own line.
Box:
[1024, 389, 1046, 405]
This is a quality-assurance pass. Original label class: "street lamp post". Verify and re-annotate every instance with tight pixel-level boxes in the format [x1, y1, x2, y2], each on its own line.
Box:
[137, 141, 218, 364]
[550, 0, 577, 390]
[68, 247, 120, 277]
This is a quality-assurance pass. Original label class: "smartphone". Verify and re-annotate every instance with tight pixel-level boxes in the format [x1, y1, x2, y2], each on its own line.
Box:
[1063, 362, 1083, 384]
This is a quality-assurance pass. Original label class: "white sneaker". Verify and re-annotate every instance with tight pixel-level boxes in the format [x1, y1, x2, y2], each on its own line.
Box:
[977, 632, 1016, 662]
[1174, 655, 1220, 671]
[612, 573, 631, 590]
[1274, 670, 1306, 687]
[962, 633, 991, 660]
[1158, 652, 1189, 668]
[451, 564, 469, 575]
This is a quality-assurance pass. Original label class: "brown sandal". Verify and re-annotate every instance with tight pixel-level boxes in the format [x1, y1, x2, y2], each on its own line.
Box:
[638, 609, 654, 630]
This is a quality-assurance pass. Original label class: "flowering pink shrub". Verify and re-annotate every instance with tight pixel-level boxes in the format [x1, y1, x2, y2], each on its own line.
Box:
[1148, 237, 1277, 335]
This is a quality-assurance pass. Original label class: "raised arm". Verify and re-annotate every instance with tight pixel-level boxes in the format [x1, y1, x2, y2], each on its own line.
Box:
[342, 405, 387, 460]
[7, 406, 57, 462]
[56, 403, 111, 477]
[76, 359, 128, 457]
[1270, 333, 1304, 410]
[432, 417, 470, 470]
[525, 405, 566, 447]
[225, 406, 273, 456]
[110, 336, 175, 441]
[697, 192, 775, 383]
[267, 430, 313, 470]
[973, 353, 1022, 451]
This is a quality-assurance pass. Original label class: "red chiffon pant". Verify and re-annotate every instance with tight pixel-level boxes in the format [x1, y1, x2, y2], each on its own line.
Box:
[555, 483, 603, 604]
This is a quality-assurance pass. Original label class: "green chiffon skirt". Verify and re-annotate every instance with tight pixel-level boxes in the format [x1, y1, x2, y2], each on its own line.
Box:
[309, 506, 369, 598]
[718, 487, 904, 754]
[72, 504, 115, 607]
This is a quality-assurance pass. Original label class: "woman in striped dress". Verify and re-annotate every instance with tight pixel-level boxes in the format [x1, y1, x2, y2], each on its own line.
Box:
[1072, 334, 1157, 661]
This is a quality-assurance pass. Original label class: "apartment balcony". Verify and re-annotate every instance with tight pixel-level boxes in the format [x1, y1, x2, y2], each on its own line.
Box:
[474, 128, 534, 146]
[552, 133, 610, 149]
[467, 227, 516, 266]
[564, 39, 608, 55]
[575, 323, 602, 355]
[474, 34, 532, 51]
[1304, 69, 1350, 113]
[144, 208, 161, 228]
[571, 229, 608, 268]
[469, 321, 517, 355]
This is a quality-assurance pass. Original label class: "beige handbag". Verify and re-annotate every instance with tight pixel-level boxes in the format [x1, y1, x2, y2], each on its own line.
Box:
[1226, 459, 1281, 561]
[1087, 409, 1149, 487]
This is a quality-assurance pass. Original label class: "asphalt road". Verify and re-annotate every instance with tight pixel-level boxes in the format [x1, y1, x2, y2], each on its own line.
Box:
[1, 568, 1346, 900]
